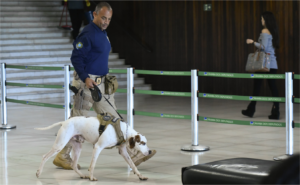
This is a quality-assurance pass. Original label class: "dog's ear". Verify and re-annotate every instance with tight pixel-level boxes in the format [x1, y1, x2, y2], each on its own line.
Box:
[129, 137, 135, 149]
[135, 135, 141, 143]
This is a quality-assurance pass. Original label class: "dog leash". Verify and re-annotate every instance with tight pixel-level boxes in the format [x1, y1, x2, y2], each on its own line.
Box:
[85, 79, 129, 140]
[102, 95, 124, 121]
[103, 96, 129, 140]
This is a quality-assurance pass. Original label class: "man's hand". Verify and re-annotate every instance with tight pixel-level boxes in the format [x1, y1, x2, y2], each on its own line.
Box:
[85, 78, 97, 88]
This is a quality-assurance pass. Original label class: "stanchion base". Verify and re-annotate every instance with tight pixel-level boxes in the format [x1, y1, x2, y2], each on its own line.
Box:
[181, 144, 209, 152]
[0, 124, 16, 129]
[273, 154, 293, 161]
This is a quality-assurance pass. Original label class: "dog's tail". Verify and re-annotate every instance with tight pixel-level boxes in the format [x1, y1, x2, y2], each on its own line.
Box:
[34, 121, 63, 131]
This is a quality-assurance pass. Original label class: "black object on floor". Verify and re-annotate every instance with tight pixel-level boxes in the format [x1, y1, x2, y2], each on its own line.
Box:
[182, 158, 277, 184]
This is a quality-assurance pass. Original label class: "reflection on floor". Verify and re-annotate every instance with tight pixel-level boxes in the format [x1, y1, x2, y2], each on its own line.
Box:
[1, 95, 299, 185]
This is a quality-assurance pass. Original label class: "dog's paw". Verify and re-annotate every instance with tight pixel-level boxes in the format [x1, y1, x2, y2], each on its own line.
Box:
[138, 175, 148, 181]
[89, 176, 98, 181]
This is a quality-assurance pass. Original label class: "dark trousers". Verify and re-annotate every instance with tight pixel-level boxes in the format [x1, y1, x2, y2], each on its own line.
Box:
[249, 68, 279, 108]
[68, 9, 84, 40]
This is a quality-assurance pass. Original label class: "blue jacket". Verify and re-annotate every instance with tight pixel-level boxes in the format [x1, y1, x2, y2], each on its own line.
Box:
[71, 22, 111, 82]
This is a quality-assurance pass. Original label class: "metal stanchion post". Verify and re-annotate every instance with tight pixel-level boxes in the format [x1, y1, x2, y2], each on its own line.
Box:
[127, 68, 134, 128]
[181, 150, 204, 165]
[181, 69, 209, 152]
[0, 63, 16, 129]
[1, 131, 8, 185]
[286, 72, 294, 156]
[127, 67, 134, 172]
[274, 72, 294, 161]
[64, 65, 70, 120]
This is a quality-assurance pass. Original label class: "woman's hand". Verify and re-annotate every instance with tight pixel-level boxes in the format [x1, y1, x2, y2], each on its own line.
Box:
[246, 39, 254, 44]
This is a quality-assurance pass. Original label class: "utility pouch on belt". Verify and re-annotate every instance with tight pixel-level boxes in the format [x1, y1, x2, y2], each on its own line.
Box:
[97, 113, 125, 146]
[73, 89, 84, 110]
[105, 75, 118, 95]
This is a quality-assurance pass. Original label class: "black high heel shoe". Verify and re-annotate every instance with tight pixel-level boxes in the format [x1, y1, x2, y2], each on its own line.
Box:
[268, 105, 280, 120]
[242, 109, 255, 117]
[242, 103, 255, 118]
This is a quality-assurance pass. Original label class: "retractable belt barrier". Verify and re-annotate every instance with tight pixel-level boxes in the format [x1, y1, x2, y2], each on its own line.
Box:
[0, 64, 299, 157]
[199, 70, 299, 158]
[198, 71, 286, 79]
[198, 93, 285, 102]
[0, 64, 128, 123]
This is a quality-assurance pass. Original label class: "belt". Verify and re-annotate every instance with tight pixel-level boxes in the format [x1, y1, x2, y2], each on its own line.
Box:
[94, 76, 105, 85]
[87, 74, 106, 85]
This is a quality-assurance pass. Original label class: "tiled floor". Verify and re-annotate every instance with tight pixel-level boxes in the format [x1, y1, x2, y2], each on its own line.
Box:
[1, 95, 299, 185]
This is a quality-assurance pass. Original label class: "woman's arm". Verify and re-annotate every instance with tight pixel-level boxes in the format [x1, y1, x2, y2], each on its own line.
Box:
[246, 39, 260, 48]
[254, 30, 269, 49]
[246, 39, 254, 44]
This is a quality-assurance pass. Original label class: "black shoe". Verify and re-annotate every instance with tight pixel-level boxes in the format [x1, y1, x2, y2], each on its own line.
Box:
[268, 113, 280, 120]
[268, 105, 280, 120]
[242, 103, 255, 118]
[242, 109, 255, 117]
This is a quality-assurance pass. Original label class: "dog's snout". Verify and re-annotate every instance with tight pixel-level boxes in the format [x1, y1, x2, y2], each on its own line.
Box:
[149, 150, 152, 155]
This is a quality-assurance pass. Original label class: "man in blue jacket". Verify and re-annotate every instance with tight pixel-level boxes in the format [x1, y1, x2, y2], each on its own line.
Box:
[53, 2, 156, 170]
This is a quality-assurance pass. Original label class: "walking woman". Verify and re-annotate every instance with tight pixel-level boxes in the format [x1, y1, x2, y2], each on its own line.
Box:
[242, 11, 280, 119]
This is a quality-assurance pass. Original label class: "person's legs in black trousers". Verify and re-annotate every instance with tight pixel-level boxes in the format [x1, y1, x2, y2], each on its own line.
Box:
[267, 69, 280, 119]
[242, 69, 279, 119]
[242, 78, 263, 117]
[68, 9, 84, 40]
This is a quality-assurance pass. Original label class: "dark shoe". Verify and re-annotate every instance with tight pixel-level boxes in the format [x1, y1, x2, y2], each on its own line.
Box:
[268, 113, 280, 120]
[242, 103, 255, 117]
[268, 104, 280, 120]
[242, 109, 255, 117]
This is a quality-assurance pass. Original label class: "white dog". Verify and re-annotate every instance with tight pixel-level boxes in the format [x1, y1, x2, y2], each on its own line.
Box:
[35, 116, 150, 181]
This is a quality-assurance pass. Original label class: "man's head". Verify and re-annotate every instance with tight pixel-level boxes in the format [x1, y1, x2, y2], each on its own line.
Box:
[93, 2, 113, 30]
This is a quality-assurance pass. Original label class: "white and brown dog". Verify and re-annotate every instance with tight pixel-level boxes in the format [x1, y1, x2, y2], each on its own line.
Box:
[35, 116, 150, 181]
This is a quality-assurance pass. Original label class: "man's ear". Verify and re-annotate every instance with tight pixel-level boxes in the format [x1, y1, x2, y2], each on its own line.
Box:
[135, 135, 141, 143]
[93, 11, 97, 17]
[129, 137, 135, 149]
